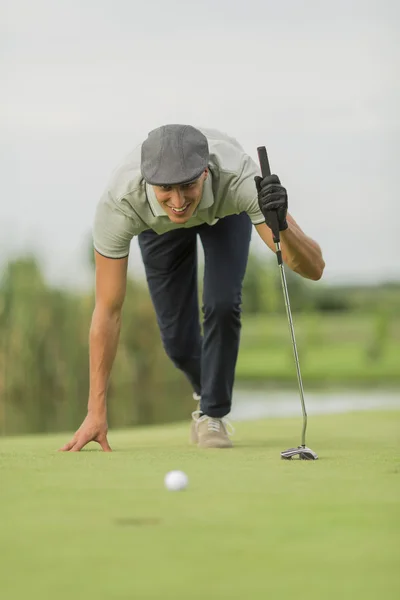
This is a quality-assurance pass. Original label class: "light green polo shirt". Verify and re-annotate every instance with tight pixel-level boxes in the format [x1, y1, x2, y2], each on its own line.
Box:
[93, 127, 265, 258]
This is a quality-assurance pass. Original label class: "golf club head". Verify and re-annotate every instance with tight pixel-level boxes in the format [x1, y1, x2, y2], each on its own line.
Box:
[281, 446, 318, 460]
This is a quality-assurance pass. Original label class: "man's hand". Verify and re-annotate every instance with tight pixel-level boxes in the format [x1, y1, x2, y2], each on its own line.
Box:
[254, 174, 288, 234]
[59, 412, 112, 452]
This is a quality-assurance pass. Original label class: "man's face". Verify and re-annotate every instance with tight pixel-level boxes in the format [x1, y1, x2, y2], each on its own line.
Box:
[152, 169, 208, 224]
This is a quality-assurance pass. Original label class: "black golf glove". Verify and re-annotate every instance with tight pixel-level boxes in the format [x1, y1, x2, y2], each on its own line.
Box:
[254, 174, 288, 234]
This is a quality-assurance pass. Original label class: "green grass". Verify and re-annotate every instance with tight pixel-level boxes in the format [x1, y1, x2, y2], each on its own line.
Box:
[236, 313, 400, 385]
[239, 313, 400, 345]
[236, 343, 400, 384]
[1, 412, 399, 599]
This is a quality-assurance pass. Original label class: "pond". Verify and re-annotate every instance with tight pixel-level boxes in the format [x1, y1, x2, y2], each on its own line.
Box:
[230, 388, 400, 421]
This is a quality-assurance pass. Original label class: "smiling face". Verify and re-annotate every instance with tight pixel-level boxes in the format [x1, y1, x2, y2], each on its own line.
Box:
[152, 169, 208, 223]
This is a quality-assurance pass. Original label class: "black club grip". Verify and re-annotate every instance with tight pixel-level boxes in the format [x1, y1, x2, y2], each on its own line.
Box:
[256, 145, 281, 246]
[257, 146, 271, 178]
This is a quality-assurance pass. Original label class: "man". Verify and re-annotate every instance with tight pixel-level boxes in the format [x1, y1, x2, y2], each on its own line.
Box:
[60, 125, 324, 452]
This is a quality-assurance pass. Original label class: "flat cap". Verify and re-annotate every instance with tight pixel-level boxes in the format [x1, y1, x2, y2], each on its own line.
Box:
[141, 124, 209, 186]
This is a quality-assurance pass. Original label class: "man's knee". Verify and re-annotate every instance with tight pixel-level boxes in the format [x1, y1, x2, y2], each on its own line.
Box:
[167, 353, 193, 371]
[162, 338, 200, 370]
[203, 300, 241, 323]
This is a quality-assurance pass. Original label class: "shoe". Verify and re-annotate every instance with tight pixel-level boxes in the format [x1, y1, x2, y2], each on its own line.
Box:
[191, 411, 234, 449]
[190, 393, 201, 444]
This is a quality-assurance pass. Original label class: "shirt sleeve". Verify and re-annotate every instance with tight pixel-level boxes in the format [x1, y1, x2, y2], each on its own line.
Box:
[93, 192, 143, 259]
[230, 154, 265, 225]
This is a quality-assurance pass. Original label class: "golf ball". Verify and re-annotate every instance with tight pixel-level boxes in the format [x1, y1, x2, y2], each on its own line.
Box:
[164, 470, 188, 491]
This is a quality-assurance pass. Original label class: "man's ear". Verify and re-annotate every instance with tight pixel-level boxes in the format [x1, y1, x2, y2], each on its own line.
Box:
[204, 168, 209, 180]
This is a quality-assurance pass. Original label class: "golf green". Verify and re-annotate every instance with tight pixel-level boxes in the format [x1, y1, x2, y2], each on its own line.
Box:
[1, 411, 399, 599]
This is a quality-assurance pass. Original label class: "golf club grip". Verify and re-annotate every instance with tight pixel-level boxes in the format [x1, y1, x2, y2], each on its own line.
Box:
[257, 146, 271, 177]
[257, 145, 280, 243]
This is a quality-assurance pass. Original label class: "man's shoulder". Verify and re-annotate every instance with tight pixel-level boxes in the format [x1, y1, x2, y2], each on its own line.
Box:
[197, 126, 251, 176]
[197, 128, 261, 220]
[106, 143, 145, 202]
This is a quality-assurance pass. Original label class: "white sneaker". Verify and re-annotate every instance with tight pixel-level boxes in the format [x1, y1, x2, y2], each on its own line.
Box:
[191, 410, 235, 449]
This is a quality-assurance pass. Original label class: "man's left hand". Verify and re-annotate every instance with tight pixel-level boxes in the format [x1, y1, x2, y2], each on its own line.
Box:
[254, 174, 288, 233]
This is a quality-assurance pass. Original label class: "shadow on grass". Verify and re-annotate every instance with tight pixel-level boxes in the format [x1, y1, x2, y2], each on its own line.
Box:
[114, 517, 162, 527]
[234, 439, 281, 449]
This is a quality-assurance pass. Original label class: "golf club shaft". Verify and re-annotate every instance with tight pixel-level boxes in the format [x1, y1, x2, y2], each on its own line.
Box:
[275, 241, 307, 447]
[257, 146, 308, 447]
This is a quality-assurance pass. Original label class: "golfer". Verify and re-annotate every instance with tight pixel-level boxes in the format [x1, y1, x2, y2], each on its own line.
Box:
[60, 125, 325, 452]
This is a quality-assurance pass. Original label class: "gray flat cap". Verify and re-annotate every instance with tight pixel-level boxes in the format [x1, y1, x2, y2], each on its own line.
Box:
[141, 124, 209, 186]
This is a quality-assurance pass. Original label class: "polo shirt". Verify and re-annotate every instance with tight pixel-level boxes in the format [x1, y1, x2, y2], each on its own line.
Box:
[93, 127, 264, 258]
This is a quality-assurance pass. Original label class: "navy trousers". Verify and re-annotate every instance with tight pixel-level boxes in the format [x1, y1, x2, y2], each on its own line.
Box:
[138, 213, 252, 418]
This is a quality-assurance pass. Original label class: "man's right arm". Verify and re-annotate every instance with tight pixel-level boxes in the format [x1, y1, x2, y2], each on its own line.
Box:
[88, 251, 128, 415]
[60, 251, 128, 452]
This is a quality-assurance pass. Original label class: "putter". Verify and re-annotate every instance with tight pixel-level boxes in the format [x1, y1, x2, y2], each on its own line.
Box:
[257, 146, 318, 461]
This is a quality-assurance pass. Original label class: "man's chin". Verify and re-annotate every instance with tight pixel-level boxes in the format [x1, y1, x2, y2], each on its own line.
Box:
[169, 214, 191, 224]
[167, 208, 195, 223]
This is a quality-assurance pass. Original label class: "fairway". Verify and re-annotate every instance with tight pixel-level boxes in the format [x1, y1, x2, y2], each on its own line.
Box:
[236, 313, 400, 385]
[1, 411, 399, 600]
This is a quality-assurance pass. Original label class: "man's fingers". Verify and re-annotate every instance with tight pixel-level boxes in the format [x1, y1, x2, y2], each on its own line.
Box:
[59, 431, 111, 453]
[70, 437, 111, 452]
[70, 438, 86, 452]
[58, 439, 76, 452]
[98, 436, 112, 452]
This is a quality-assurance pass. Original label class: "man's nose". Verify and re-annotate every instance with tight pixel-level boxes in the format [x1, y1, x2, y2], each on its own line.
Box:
[170, 189, 185, 207]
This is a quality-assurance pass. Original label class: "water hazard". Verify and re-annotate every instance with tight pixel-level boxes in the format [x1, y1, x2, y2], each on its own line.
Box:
[230, 388, 400, 421]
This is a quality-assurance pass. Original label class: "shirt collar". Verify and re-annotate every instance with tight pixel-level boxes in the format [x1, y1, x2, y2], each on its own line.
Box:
[145, 174, 214, 218]
[145, 183, 166, 217]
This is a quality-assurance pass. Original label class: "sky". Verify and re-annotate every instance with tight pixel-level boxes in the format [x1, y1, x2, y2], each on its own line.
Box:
[2, 0, 399, 289]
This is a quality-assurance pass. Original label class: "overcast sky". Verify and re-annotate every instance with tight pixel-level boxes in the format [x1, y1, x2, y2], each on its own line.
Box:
[2, 0, 399, 289]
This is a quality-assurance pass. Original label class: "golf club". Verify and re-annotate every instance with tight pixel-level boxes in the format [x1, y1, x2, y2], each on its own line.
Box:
[257, 146, 318, 461]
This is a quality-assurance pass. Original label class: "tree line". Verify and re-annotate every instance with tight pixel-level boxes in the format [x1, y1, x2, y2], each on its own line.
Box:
[0, 253, 398, 435]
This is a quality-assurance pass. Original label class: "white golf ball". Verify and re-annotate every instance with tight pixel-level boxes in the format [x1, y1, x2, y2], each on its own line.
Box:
[164, 470, 188, 491]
